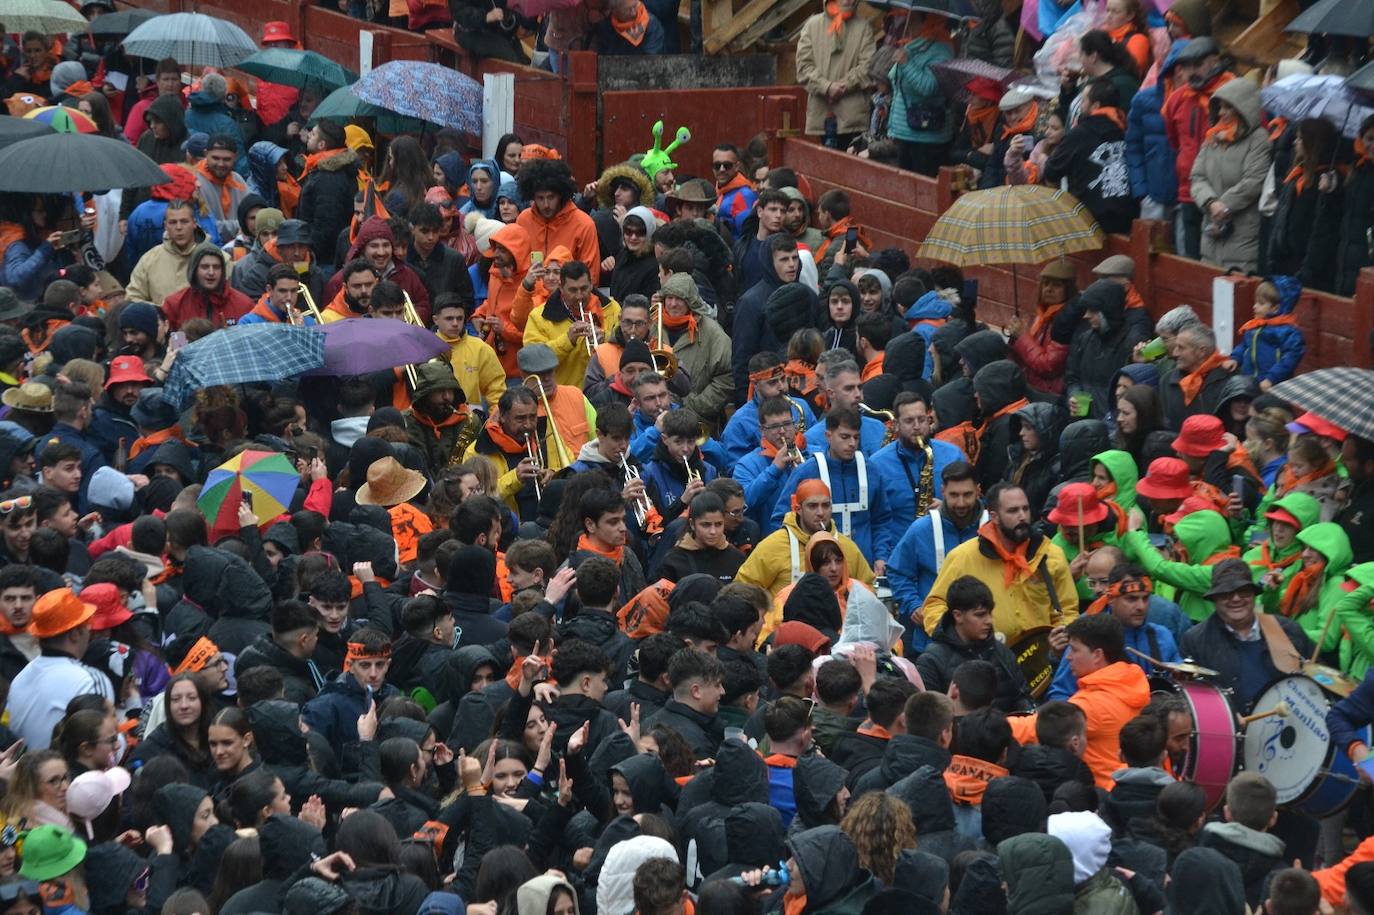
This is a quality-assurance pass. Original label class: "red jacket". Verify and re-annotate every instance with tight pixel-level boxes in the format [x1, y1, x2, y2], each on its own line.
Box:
[1009, 309, 1070, 394]
[1162, 71, 1235, 204]
[162, 283, 254, 330]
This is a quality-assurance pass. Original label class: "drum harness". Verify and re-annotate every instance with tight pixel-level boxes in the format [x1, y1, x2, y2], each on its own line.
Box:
[816, 453, 867, 541]
[929, 508, 991, 567]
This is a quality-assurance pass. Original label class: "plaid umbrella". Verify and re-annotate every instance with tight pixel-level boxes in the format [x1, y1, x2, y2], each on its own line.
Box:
[351, 61, 482, 135]
[162, 323, 325, 410]
[931, 58, 1014, 105]
[198, 450, 300, 536]
[1271, 368, 1374, 441]
[122, 12, 259, 68]
[23, 106, 98, 134]
[235, 48, 357, 95]
[918, 185, 1104, 266]
[0, 0, 88, 34]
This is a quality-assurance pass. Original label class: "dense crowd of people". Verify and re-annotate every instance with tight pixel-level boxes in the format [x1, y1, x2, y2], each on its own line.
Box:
[2, 3, 1374, 915]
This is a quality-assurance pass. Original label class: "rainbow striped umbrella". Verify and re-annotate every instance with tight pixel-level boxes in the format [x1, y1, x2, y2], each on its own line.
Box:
[23, 106, 98, 134]
[197, 450, 299, 534]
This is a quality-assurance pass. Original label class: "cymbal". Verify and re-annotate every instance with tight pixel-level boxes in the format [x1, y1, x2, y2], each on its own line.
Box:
[1302, 661, 1360, 698]
[1156, 659, 1221, 678]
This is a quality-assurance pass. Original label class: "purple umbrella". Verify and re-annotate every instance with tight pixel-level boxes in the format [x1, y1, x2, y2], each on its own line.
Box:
[305, 318, 449, 376]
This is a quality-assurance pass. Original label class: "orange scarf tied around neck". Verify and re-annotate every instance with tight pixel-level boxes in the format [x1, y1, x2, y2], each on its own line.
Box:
[825, 0, 854, 32]
[1179, 351, 1226, 405]
[1206, 113, 1241, 145]
[577, 533, 624, 564]
[1093, 106, 1128, 132]
[1281, 558, 1325, 618]
[966, 104, 999, 148]
[195, 160, 247, 217]
[1357, 138, 1374, 171]
[612, 1, 651, 45]
[661, 309, 698, 342]
[1284, 165, 1314, 195]
[1001, 101, 1039, 140]
[1276, 458, 1335, 497]
[979, 520, 1032, 587]
[483, 418, 527, 454]
[1029, 301, 1064, 339]
[1255, 540, 1303, 573]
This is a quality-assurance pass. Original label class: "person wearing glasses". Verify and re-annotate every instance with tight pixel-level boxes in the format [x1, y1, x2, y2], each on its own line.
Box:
[722, 352, 816, 467]
[0, 750, 73, 831]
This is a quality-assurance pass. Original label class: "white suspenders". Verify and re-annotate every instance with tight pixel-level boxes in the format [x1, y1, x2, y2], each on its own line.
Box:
[929, 508, 990, 569]
[816, 453, 868, 540]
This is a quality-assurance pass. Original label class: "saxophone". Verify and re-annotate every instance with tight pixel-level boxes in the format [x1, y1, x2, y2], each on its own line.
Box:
[858, 404, 896, 445]
[447, 407, 487, 466]
[916, 435, 935, 517]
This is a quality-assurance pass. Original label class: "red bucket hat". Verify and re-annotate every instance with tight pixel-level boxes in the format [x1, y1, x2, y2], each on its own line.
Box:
[1046, 482, 1109, 526]
[1286, 411, 1347, 442]
[105, 355, 152, 389]
[262, 20, 297, 44]
[967, 77, 1004, 104]
[1136, 457, 1193, 501]
[81, 583, 132, 631]
[1172, 414, 1227, 458]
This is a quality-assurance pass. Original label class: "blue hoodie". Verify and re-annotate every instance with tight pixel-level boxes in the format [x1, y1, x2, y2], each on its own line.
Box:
[495, 178, 524, 213]
[184, 89, 246, 173]
[435, 151, 466, 192]
[1126, 39, 1189, 205]
[904, 291, 953, 381]
[1231, 274, 1306, 384]
[248, 141, 289, 208]
[459, 159, 501, 219]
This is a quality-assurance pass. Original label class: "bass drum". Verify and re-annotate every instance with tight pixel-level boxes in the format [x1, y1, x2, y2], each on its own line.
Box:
[1243, 675, 1369, 818]
[1009, 626, 1053, 700]
[1150, 676, 1238, 811]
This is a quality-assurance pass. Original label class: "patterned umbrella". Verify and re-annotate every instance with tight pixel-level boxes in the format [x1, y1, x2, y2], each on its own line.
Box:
[1272, 368, 1374, 441]
[1260, 73, 1374, 140]
[122, 12, 259, 69]
[310, 84, 428, 135]
[23, 106, 98, 134]
[351, 61, 482, 135]
[235, 48, 357, 94]
[161, 323, 325, 410]
[918, 185, 1104, 266]
[198, 450, 300, 534]
[0, 0, 87, 34]
[931, 58, 1015, 106]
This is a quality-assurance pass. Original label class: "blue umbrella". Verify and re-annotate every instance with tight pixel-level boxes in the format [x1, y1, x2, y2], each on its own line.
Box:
[163, 324, 326, 409]
[351, 61, 482, 135]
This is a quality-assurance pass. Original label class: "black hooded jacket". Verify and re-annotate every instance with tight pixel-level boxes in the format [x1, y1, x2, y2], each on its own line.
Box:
[730, 233, 794, 403]
[785, 825, 877, 912]
[442, 546, 508, 648]
[220, 814, 326, 915]
[1065, 282, 1150, 418]
[852, 734, 951, 796]
[792, 754, 848, 831]
[610, 752, 676, 819]
[781, 573, 843, 644]
[971, 359, 1030, 489]
[1005, 402, 1063, 519]
[137, 95, 189, 164]
[236, 633, 324, 704]
[915, 613, 1033, 712]
[678, 738, 769, 873]
[708, 802, 786, 881]
[1038, 419, 1111, 526]
[558, 608, 634, 684]
[932, 329, 1009, 430]
[1042, 110, 1138, 235]
[645, 697, 722, 761]
[1009, 743, 1095, 804]
[249, 699, 384, 815]
[178, 544, 272, 653]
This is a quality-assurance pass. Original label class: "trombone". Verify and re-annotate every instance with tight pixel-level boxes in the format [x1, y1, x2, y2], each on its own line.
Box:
[524, 375, 573, 468]
[297, 284, 325, 324]
[620, 453, 652, 527]
[647, 302, 678, 379]
[524, 433, 544, 501]
[398, 290, 426, 389]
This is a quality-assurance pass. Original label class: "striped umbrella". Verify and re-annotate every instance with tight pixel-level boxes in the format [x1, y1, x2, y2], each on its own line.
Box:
[198, 450, 300, 535]
[122, 12, 259, 68]
[1272, 368, 1374, 441]
[23, 106, 98, 134]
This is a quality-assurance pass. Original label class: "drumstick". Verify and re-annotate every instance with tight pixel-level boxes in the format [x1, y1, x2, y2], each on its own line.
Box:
[1076, 496, 1086, 556]
[1238, 700, 1291, 726]
[1125, 646, 1166, 669]
[1312, 605, 1340, 664]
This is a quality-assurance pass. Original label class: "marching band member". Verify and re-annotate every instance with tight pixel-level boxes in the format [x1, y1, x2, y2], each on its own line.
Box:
[803, 360, 887, 456]
[433, 293, 506, 413]
[738, 479, 873, 603]
[733, 396, 806, 534]
[721, 351, 816, 465]
[870, 390, 963, 550]
[517, 343, 596, 471]
[641, 408, 714, 524]
[654, 273, 734, 427]
[521, 258, 619, 388]
[403, 362, 473, 476]
[463, 385, 547, 522]
[584, 295, 692, 401]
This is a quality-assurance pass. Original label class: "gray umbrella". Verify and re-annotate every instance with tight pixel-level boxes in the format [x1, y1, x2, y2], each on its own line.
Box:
[0, 133, 170, 193]
[121, 11, 258, 68]
[1272, 367, 1374, 441]
[0, 116, 54, 150]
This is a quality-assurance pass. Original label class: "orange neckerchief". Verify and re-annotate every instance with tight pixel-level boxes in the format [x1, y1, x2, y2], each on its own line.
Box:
[412, 404, 469, 439]
[1092, 106, 1128, 132]
[128, 425, 187, 461]
[1284, 165, 1313, 196]
[1206, 112, 1241, 145]
[761, 431, 806, 458]
[856, 721, 892, 740]
[979, 520, 1032, 587]
[1226, 449, 1261, 484]
[1085, 576, 1152, 617]
[298, 148, 341, 184]
[1267, 116, 1289, 142]
[577, 533, 624, 564]
[1276, 458, 1336, 497]
[825, 0, 854, 32]
[1179, 351, 1226, 405]
[1202, 545, 1243, 564]
[278, 173, 301, 217]
[1029, 301, 1065, 339]
[662, 309, 698, 342]
[482, 418, 528, 454]
[1357, 138, 1374, 171]
[1001, 101, 1040, 140]
[747, 362, 785, 402]
[611, 0, 651, 45]
[21, 318, 67, 355]
[1255, 540, 1303, 574]
[195, 160, 248, 217]
[0, 614, 27, 637]
[784, 894, 807, 915]
[1096, 480, 1118, 502]
[861, 352, 885, 381]
[966, 104, 999, 148]
[1237, 311, 1300, 334]
[1125, 284, 1145, 310]
[764, 753, 798, 768]
[1281, 558, 1325, 618]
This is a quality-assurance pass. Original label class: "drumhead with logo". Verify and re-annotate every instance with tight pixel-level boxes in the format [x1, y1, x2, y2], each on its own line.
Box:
[1242, 675, 1332, 804]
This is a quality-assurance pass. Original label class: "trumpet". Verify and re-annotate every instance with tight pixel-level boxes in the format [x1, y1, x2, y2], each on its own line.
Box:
[786, 400, 806, 465]
[682, 454, 702, 486]
[576, 301, 600, 359]
[524, 375, 573, 468]
[525, 433, 544, 501]
[397, 291, 427, 389]
[620, 454, 653, 527]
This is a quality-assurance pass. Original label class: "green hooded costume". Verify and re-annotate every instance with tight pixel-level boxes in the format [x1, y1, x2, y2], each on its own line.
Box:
[1284, 522, 1354, 655]
[1337, 562, 1374, 679]
[1244, 491, 1322, 614]
[1122, 509, 1236, 622]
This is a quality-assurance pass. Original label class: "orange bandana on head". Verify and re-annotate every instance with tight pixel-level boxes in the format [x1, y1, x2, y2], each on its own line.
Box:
[1085, 575, 1152, 616]
[173, 636, 221, 676]
[611, 0, 652, 45]
[825, 0, 854, 32]
[748, 362, 785, 402]
[343, 640, 391, 672]
[792, 479, 831, 513]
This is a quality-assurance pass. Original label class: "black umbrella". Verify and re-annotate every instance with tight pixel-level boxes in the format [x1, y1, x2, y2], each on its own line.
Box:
[0, 133, 169, 193]
[88, 9, 158, 37]
[1286, 0, 1374, 39]
[1348, 59, 1374, 99]
[0, 116, 54, 151]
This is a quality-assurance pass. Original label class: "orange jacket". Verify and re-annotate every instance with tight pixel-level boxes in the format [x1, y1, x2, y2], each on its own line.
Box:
[1315, 833, 1374, 904]
[516, 201, 602, 284]
[1069, 661, 1151, 789]
[944, 754, 1008, 807]
[475, 223, 532, 378]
